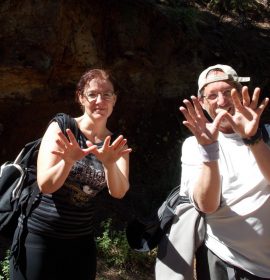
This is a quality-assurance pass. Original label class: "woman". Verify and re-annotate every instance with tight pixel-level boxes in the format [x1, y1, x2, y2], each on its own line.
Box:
[10, 69, 132, 280]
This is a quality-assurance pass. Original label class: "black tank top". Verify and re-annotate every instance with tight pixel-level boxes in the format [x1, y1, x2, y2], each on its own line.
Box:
[26, 114, 111, 238]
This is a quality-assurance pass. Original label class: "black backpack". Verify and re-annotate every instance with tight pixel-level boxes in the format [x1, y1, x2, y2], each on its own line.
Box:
[126, 185, 190, 252]
[0, 139, 41, 238]
[0, 113, 78, 238]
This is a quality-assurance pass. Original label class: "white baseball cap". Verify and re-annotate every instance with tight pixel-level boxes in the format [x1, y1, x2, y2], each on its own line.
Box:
[198, 64, 250, 95]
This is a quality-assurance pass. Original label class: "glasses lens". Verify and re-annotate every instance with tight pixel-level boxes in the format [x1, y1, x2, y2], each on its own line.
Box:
[85, 91, 114, 101]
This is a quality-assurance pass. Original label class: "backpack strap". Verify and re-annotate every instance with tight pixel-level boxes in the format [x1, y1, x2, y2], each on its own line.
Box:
[24, 182, 40, 217]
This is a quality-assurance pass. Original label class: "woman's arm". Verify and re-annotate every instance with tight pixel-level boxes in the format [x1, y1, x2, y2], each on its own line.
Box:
[89, 135, 132, 199]
[104, 153, 130, 198]
[37, 122, 96, 193]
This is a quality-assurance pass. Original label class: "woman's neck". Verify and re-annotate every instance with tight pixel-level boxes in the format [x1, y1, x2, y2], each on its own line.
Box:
[75, 115, 111, 143]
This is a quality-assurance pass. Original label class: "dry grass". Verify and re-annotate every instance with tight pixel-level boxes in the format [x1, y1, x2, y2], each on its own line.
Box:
[96, 259, 155, 280]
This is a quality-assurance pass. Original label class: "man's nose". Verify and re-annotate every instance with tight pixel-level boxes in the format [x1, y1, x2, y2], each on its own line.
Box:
[217, 92, 230, 106]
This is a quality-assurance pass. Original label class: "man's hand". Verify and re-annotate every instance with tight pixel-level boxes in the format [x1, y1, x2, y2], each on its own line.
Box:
[179, 95, 227, 145]
[222, 86, 269, 138]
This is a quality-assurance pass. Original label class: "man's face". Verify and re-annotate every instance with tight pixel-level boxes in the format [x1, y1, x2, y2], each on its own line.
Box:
[200, 79, 238, 133]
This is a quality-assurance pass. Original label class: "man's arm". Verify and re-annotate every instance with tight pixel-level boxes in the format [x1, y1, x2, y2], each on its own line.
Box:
[249, 138, 270, 183]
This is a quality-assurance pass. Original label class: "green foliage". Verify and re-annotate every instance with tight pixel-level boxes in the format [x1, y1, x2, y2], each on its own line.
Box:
[1, 220, 155, 279]
[96, 218, 156, 272]
[207, 0, 264, 23]
[159, 0, 269, 25]
[208, 0, 256, 13]
[0, 250, 10, 280]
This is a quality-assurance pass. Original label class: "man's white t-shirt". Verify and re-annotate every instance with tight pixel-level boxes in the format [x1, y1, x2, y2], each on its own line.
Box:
[180, 132, 270, 278]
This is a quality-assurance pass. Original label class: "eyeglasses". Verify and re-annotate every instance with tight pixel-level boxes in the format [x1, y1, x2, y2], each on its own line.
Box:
[202, 88, 232, 101]
[84, 91, 115, 102]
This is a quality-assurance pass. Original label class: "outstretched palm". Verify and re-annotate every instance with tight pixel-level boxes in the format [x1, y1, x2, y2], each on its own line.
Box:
[52, 129, 97, 163]
[179, 96, 227, 145]
[223, 87, 269, 138]
[87, 135, 132, 167]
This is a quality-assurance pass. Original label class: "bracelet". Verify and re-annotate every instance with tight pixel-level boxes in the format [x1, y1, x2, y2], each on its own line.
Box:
[242, 128, 262, 146]
[198, 142, 219, 162]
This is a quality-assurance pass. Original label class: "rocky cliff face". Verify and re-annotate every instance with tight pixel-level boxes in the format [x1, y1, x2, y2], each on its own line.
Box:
[0, 0, 270, 218]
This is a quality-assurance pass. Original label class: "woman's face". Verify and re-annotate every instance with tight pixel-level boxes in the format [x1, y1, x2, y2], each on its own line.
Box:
[79, 78, 117, 121]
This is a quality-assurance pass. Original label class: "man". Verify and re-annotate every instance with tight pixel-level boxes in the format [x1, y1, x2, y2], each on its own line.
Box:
[179, 64, 270, 279]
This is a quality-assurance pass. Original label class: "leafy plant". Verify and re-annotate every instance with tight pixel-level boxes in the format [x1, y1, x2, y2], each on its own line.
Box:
[207, 0, 257, 15]
[195, 0, 268, 26]
[96, 218, 156, 273]
[0, 250, 10, 280]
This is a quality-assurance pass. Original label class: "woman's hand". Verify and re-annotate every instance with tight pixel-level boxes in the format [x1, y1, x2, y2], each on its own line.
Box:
[84, 135, 131, 199]
[51, 129, 97, 164]
[86, 135, 132, 167]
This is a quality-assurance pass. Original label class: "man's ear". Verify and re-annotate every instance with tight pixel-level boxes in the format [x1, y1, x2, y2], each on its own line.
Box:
[199, 96, 205, 109]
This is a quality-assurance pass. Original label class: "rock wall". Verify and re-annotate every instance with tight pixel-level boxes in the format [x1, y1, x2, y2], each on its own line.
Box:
[0, 0, 270, 220]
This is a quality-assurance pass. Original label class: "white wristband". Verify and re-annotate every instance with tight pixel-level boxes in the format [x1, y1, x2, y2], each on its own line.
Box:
[198, 142, 219, 162]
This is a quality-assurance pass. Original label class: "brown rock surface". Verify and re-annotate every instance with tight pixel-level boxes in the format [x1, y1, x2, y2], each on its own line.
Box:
[0, 0, 270, 242]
